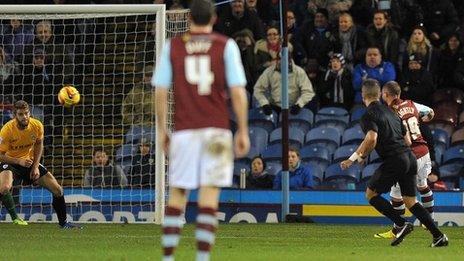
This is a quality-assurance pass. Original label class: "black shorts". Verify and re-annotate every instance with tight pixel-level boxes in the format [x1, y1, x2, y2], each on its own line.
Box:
[367, 151, 417, 197]
[0, 162, 48, 185]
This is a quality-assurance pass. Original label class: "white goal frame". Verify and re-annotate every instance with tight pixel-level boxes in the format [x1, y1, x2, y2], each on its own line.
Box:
[1, 4, 167, 224]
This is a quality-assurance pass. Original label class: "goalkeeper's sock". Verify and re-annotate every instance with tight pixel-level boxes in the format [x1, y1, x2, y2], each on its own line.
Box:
[369, 195, 405, 227]
[196, 207, 218, 261]
[1, 192, 18, 220]
[409, 202, 442, 238]
[162, 206, 183, 261]
[419, 186, 434, 218]
[52, 196, 67, 226]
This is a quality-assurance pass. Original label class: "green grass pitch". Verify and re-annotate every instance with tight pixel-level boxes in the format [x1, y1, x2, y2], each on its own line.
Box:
[1, 223, 462, 260]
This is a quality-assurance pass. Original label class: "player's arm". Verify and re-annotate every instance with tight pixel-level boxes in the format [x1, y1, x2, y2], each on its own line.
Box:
[225, 39, 250, 158]
[414, 102, 434, 122]
[0, 152, 24, 165]
[29, 137, 44, 180]
[152, 40, 172, 153]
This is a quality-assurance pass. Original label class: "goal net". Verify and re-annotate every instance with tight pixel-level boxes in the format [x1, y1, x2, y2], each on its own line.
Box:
[0, 5, 189, 224]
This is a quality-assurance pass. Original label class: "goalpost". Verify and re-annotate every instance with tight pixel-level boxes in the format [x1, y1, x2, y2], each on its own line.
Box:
[0, 5, 189, 224]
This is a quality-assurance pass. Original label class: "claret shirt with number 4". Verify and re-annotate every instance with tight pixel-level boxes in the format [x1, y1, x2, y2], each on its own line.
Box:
[152, 32, 246, 131]
[390, 98, 430, 158]
[0, 118, 44, 160]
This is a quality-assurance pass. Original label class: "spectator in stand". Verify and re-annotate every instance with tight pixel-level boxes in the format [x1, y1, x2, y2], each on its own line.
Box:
[453, 51, 464, 91]
[380, 0, 423, 40]
[245, 0, 279, 27]
[305, 59, 326, 111]
[399, 53, 435, 107]
[233, 29, 258, 96]
[121, 65, 155, 126]
[333, 12, 367, 71]
[255, 26, 293, 75]
[0, 19, 34, 64]
[301, 0, 353, 25]
[320, 53, 354, 109]
[348, 0, 377, 29]
[419, 0, 460, 47]
[254, 53, 315, 115]
[366, 10, 399, 65]
[292, 8, 336, 68]
[401, 26, 439, 74]
[437, 33, 464, 89]
[0, 47, 19, 104]
[273, 147, 313, 190]
[83, 148, 128, 188]
[24, 20, 73, 84]
[128, 138, 155, 188]
[20, 48, 55, 106]
[245, 155, 274, 189]
[287, 10, 298, 41]
[214, 0, 265, 40]
[352, 46, 396, 103]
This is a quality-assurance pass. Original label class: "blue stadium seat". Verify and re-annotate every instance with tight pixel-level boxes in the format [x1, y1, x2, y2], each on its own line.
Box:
[434, 147, 444, 165]
[266, 161, 282, 176]
[269, 127, 305, 148]
[333, 144, 359, 163]
[300, 144, 330, 162]
[315, 107, 350, 124]
[442, 145, 464, 164]
[305, 127, 340, 155]
[125, 125, 155, 144]
[300, 145, 331, 171]
[342, 124, 364, 145]
[313, 119, 347, 134]
[323, 163, 361, 189]
[279, 108, 313, 134]
[431, 128, 449, 149]
[428, 122, 455, 138]
[362, 163, 381, 181]
[350, 106, 366, 122]
[306, 162, 324, 184]
[368, 150, 381, 163]
[233, 160, 249, 176]
[249, 126, 268, 154]
[439, 163, 463, 189]
[246, 146, 261, 161]
[262, 143, 282, 162]
[116, 144, 136, 162]
[357, 162, 381, 190]
[249, 108, 277, 134]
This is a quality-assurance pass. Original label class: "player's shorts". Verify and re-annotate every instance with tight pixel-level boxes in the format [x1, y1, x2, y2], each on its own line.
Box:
[168, 127, 233, 190]
[0, 162, 48, 185]
[368, 151, 417, 197]
[390, 153, 432, 198]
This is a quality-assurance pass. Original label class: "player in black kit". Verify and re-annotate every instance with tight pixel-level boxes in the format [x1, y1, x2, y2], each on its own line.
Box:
[340, 79, 448, 247]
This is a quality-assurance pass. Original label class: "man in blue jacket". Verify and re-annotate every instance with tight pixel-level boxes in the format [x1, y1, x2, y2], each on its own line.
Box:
[352, 46, 396, 102]
[273, 147, 313, 190]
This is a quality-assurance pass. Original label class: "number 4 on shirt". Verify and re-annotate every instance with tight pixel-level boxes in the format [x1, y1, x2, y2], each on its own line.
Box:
[185, 55, 215, 95]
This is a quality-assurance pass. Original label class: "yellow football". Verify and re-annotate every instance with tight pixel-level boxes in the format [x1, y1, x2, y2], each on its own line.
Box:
[58, 86, 80, 107]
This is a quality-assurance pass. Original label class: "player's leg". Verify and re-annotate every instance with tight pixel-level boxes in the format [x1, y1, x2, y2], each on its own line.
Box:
[416, 154, 434, 219]
[162, 187, 189, 261]
[374, 184, 403, 239]
[400, 153, 447, 247]
[365, 168, 407, 229]
[161, 130, 201, 261]
[196, 186, 220, 261]
[196, 128, 233, 261]
[36, 170, 79, 228]
[0, 169, 26, 225]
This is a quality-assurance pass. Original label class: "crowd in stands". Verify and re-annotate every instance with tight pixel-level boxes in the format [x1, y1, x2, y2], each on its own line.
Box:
[2, 0, 464, 190]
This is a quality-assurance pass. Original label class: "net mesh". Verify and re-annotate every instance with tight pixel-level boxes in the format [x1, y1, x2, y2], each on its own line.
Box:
[0, 7, 190, 223]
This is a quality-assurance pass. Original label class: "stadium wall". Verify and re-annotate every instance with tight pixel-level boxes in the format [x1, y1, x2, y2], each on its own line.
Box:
[1, 189, 463, 226]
